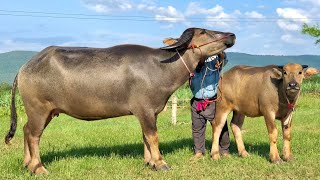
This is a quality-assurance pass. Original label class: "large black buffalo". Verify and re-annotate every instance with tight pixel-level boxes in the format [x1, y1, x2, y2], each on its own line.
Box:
[5, 28, 235, 174]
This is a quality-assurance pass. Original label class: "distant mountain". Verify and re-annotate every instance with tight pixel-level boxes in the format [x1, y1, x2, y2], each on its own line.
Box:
[225, 52, 320, 70]
[0, 51, 319, 83]
[0, 51, 37, 83]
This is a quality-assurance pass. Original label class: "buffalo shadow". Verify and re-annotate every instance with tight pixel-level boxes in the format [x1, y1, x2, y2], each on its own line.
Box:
[41, 138, 270, 165]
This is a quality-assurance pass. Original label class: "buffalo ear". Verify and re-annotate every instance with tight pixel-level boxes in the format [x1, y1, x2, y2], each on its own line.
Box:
[304, 67, 319, 78]
[160, 28, 194, 50]
[163, 38, 178, 46]
[272, 68, 283, 79]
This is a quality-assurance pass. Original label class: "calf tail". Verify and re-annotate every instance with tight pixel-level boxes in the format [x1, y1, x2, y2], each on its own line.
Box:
[5, 74, 18, 144]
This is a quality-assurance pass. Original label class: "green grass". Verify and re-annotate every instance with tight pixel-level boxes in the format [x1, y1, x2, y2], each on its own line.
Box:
[0, 93, 319, 179]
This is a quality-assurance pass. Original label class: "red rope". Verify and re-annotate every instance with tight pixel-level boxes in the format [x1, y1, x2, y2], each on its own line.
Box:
[187, 36, 229, 49]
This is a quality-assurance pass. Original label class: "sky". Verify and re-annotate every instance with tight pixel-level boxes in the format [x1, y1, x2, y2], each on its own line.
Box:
[0, 0, 319, 55]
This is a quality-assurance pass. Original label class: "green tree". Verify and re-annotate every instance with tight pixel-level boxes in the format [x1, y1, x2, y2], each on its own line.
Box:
[302, 23, 320, 44]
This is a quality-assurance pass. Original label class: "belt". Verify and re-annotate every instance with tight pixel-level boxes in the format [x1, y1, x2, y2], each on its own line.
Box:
[193, 96, 217, 111]
[193, 95, 217, 101]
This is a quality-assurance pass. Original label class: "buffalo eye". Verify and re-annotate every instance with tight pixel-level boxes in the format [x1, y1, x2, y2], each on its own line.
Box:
[283, 71, 287, 75]
[299, 71, 302, 74]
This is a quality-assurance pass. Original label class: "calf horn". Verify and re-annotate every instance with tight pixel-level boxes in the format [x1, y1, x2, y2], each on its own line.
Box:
[160, 28, 194, 50]
[302, 65, 308, 69]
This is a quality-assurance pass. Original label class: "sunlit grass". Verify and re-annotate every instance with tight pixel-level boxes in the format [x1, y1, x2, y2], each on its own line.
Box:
[0, 93, 319, 179]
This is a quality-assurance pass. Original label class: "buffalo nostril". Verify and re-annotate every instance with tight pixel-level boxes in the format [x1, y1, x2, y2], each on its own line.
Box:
[227, 33, 236, 38]
[289, 82, 296, 87]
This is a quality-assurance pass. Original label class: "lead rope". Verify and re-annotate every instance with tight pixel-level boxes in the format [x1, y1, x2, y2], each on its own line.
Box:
[282, 89, 300, 128]
[175, 49, 194, 85]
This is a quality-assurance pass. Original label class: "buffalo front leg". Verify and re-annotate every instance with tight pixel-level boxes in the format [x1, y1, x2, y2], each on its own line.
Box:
[264, 113, 282, 163]
[230, 111, 248, 158]
[136, 112, 169, 171]
[143, 133, 152, 165]
[211, 111, 229, 160]
[281, 117, 294, 161]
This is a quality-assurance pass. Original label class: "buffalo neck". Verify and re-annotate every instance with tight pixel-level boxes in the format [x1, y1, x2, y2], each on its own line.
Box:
[158, 48, 202, 92]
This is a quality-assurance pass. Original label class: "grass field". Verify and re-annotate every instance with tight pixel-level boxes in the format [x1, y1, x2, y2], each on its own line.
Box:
[0, 90, 319, 179]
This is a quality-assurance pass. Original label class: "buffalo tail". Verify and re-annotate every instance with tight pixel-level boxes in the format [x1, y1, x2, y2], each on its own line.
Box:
[5, 74, 18, 144]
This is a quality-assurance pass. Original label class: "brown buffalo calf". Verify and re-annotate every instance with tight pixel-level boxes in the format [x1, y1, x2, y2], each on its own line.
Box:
[211, 63, 317, 163]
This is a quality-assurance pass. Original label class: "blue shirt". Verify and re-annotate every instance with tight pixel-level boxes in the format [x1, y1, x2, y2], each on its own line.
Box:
[190, 55, 226, 99]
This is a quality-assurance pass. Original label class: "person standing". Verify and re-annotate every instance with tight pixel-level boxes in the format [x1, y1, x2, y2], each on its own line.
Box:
[190, 52, 230, 160]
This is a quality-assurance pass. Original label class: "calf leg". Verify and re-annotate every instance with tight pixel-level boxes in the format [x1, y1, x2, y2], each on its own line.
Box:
[211, 111, 229, 160]
[135, 112, 169, 170]
[230, 111, 248, 157]
[264, 113, 282, 163]
[281, 118, 294, 161]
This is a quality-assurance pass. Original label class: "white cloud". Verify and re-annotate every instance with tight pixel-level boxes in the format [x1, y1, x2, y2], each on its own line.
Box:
[281, 34, 306, 44]
[185, 2, 223, 16]
[244, 11, 265, 19]
[276, 8, 309, 23]
[277, 21, 301, 31]
[276, 8, 310, 32]
[82, 0, 133, 13]
[138, 4, 185, 23]
[204, 12, 237, 29]
[185, 3, 241, 29]
[297, 0, 320, 7]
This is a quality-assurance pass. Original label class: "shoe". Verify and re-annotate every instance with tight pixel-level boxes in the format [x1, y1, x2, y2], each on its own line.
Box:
[189, 152, 204, 161]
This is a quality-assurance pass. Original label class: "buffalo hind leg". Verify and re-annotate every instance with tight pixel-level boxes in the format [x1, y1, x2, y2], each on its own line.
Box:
[211, 111, 229, 160]
[230, 111, 248, 158]
[281, 118, 294, 161]
[136, 112, 169, 171]
[264, 113, 282, 163]
[24, 106, 52, 175]
[23, 124, 31, 167]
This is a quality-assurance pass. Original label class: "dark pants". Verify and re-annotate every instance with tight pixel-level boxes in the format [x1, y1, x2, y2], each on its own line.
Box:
[191, 98, 230, 154]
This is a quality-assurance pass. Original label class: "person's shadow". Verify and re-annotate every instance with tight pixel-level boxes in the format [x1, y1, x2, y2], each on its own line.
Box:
[41, 138, 270, 165]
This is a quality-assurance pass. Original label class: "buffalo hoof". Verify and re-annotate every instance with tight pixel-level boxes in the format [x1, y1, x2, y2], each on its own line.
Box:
[211, 153, 220, 160]
[283, 154, 294, 162]
[153, 164, 170, 171]
[28, 163, 49, 175]
[271, 158, 283, 164]
[221, 152, 231, 158]
[239, 150, 250, 158]
[23, 160, 31, 168]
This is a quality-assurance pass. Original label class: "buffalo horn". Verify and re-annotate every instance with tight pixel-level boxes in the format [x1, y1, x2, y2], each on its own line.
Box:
[302, 65, 309, 69]
[160, 28, 194, 50]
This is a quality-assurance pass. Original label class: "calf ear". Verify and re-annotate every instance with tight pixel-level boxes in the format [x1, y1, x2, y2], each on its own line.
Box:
[304, 67, 319, 78]
[272, 68, 283, 79]
[162, 38, 178, 45]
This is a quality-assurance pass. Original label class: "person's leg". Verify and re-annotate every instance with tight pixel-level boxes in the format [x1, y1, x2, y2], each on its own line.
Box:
[219, 121, 230, 154]
[191, 99, 207, 155]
